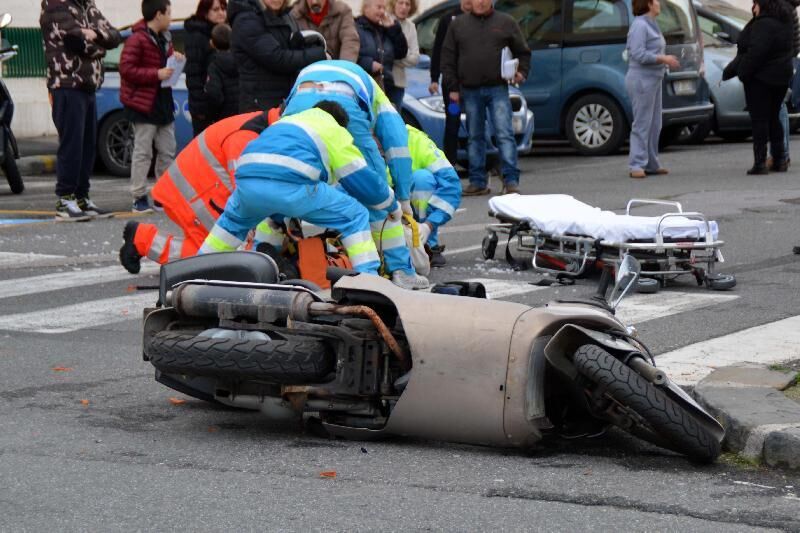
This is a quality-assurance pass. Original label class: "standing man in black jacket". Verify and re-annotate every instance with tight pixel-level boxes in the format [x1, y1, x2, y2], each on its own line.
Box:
[441, 0, 530, 195]
[228, 0, 327, 112]
[428, 0, 471, 166]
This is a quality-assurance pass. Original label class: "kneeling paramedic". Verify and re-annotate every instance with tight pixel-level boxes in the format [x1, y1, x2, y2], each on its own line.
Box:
[282, 60, 428, 290]
[199, 101, 399, 278]
[118, 110, 284, 273]
[407, 125, 462, 267]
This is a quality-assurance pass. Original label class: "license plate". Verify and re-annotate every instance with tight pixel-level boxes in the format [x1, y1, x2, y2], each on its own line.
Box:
[673, 79, 696, 96]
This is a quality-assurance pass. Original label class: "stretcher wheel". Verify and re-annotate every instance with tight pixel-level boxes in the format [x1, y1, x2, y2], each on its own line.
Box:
[482, 234, 498, 260]
[636, 277, 660, 294]
[705, 273, 736, 291]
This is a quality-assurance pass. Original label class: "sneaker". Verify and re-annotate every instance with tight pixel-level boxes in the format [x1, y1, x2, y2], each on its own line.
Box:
[463, 184, 491, 196]
[55, 195, 91, 222]
[132, 196, 154, 213]
[502, 182, 520, 194]
[119, 220, 142, 274]
[391, 270, 430, 290]
[153, 199, 164, 212]
[429, 245, 447, 268]
[77, 197, 114, 219]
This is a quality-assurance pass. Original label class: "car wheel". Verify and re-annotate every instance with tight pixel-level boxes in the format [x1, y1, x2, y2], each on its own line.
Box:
[98, 111, 133, 177]
[676, 121, 711, 145]
[565, 94, 627, 156]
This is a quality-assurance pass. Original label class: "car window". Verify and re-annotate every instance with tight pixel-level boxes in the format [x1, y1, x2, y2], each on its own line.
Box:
[416, 8, 454, 55]
[565, 0, 628, 44]
[658, 0, 696, 44]
[697, 13, 729, 45]
[495, 0, 563, 48]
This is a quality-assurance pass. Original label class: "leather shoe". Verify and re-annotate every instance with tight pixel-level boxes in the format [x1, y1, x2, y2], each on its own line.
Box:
[463, 183, 491, 196]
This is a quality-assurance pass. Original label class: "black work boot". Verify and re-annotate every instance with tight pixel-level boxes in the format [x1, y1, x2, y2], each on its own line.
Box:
[119, 220, 142, 274]
[429, 245, 447, 268]
[747, 143, 769, 175]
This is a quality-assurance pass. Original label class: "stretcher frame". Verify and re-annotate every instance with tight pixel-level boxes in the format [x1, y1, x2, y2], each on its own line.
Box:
[482, 198, 735, 290]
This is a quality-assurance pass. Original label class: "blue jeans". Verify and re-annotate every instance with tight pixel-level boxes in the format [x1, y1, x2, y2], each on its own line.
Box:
[462, 85, 519, 188]
[775, 101, 790, 162]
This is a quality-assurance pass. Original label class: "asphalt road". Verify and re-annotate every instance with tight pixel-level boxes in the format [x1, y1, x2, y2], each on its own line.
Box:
[1, 138, 800, 531]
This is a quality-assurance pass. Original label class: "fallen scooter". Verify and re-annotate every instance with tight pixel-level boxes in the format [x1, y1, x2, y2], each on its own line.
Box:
[142, 252, 725, 462]
[0, 13, 22, 194]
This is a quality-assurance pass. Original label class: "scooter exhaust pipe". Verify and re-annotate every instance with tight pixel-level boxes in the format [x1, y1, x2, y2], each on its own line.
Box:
[168, 283, 316, 323]
[627, 356, 667, 385]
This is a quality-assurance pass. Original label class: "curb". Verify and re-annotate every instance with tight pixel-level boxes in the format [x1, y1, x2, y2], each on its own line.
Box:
[17, 155, 57, 176]
[693, 365, 800, 469]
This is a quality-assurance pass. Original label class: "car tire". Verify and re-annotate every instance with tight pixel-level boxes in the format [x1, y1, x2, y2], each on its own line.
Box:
[2, 136, 24, 194]
[97, 110, 134, 177]
[677, 121, 711, 145]
[565, 94, 627, 156]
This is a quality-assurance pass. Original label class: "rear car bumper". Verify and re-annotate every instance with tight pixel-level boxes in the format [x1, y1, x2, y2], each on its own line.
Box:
[662, 103, 714, 127]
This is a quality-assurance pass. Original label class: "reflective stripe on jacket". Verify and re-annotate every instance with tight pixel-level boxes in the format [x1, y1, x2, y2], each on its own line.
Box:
[236, 107, 396, 212]
[287, 60, 413, 200]
[406, 125, 461, 225]
[150, 111, 262, 248]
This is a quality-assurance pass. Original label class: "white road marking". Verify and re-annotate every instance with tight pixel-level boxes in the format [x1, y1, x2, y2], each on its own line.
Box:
[444, 242, 507, 256]
[616, 291, 739, 326]
[0, 252, 63, 267]
[655, 315, 800, 386]
[0, 292, 155, 334]
[0, 263, 159, 300]
[440, 223, 489, 234]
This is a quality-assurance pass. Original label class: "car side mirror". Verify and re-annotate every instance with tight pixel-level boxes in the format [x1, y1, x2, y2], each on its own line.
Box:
[0, 14, 12, 29]
[713, 31, 730, 41]
[608, 255, 640, 309]
[417, 54, 431, 70]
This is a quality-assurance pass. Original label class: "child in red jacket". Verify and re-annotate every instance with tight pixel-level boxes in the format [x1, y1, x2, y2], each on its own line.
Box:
[119, 0, 184, 213]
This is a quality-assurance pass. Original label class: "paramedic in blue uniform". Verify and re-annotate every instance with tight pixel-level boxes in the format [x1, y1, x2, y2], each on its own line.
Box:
[282, 59, 429, 290]
[625, 0, 680, 179]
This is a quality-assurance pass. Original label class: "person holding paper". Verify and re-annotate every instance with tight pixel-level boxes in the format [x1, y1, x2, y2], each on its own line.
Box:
[440, 0, 530, 196]
[119, 0, 184, 213]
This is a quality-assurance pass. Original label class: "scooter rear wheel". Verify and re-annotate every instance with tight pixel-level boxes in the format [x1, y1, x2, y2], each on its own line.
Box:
[146, 331, 333, 383]
[573, 344, 721, 463]
[2, 137, 23, 194]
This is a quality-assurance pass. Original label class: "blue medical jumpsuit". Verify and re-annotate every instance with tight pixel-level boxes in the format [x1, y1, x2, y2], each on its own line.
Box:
[199, 108, 396, 274]
[282, 60, 416, 276]
[407, 126, 462, 247]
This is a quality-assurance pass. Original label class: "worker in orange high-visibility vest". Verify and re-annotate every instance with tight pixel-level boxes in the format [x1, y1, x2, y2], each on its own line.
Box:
[119, 109, 284, 273]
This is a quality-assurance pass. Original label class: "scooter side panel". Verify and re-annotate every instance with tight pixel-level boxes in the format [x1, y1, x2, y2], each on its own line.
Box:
[333, 274, 529, 447]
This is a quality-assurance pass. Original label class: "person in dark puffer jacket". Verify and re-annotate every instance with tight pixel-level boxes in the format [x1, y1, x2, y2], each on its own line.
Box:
[184, 0, 227, 135]
[355, 0, 408, 90]
[204, 24, 240, 121]
[228, 0, 327, 112]
[723, 0, 793, 175]
[120, 0, 182, 212]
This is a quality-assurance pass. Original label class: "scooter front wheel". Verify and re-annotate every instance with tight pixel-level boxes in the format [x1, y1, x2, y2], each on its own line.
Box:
[2, 136, 23, 194]
[574, 344, 721, 463]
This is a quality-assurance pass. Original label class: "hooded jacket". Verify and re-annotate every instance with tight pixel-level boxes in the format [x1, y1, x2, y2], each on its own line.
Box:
[119, 20, 175, 116]
[204, 50, 240, 121]
[183, 16, 215, 121]
[40, 0, 121, 91]
[228, 0, 327, 112]
[290, 0, 360, 62]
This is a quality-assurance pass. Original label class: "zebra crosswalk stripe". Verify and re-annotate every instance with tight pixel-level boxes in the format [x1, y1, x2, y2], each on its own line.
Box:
[0, 263, 159, 300]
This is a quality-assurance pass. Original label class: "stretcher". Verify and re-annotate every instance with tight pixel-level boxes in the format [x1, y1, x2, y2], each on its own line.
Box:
[482, 194, 736, 291]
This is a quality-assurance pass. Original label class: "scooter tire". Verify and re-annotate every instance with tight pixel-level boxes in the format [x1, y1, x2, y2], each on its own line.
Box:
[2, 137, 24, 194]
[573, 344, 721, 463]
[146, 331, 333, 383]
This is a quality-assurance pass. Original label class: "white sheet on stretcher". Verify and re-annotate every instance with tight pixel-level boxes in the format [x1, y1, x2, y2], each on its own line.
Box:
[488, 194, 719, 243]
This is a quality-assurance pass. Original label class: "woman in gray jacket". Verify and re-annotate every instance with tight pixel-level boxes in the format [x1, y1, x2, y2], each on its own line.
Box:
[625, 0, 680, 178]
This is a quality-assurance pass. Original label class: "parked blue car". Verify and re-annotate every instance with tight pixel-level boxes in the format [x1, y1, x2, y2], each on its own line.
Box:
[97, 21, 532, 175]
[413, 0, 713, 155]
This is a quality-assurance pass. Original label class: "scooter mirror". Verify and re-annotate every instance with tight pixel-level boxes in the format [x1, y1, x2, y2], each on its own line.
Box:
[0, 14, 12, 29]
[608, 255, 640, 309]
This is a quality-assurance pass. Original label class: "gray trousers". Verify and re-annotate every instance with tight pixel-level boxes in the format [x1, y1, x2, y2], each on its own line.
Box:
[130, 121, 176, 200]
[626, 71, 662, 172]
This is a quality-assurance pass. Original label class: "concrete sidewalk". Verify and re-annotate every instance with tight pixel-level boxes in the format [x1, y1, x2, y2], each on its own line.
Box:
[14, 136, 59, 175]
[694, 364, 800, 470]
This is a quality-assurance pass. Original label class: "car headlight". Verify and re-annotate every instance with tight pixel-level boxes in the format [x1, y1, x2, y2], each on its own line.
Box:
[418, 96, 446, 114]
